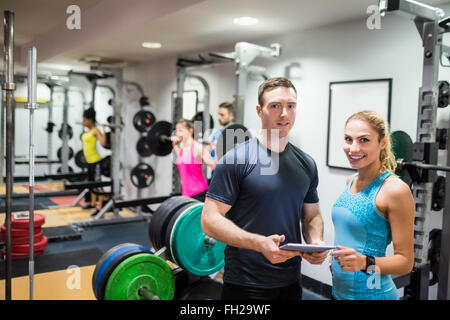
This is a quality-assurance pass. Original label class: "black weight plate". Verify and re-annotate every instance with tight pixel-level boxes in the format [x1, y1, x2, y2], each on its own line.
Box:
[74, 150, 88, 169]
[57, 146, 74, 161]
[57, 166, 73, 173]
[104, 131, 111, 150]
[438, 80, 449, 108]
[163, 199, 201, 260]
[148, 196, 197, 251]
[133, 110, 156, 132]
[100, 156, 111, 177]
[192, 112, 214, 139]
[136, 136, 153, 157]
[215, 123, 251, 160]
[58, 124, 73, 140]
[147, 121, 173, 156]
[178, 277, 223, 300]
[130, 162, 155, 189]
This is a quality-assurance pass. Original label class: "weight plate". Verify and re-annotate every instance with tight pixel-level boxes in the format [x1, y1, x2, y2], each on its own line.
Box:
[57, 146, 74, 161]
[5, 230, 44, 245]
[192, 112, 214, 140]
[133, 110, 156, 132]
[178, 277, 223, 300]
[147, 121, 173, 156]
[104, 253, 175, 300]
[130, 163, 155, 189]
[2, 230, 44, 244]
[58, 124, 73, 140]
[438, 80, 449, 108]
[92, 243, 152, 300]
[104, 131, 112, 150]
[149, 196, 197, 251]
[136, 136, 153, 158]
[391, 130, 413, 186]
[12, 236, 48, 253]
[215, 123, 251, 160]
[1, 225, 42, 237]
[168, 203, 226, 276]
[57, 166, 74, 173]
[100, 156, 111, 177]
[74, 150, 88, 169]
[11, 213, 45, 229]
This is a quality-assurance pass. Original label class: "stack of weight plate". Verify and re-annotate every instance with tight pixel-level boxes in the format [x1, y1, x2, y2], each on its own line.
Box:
[1, 213, 48, 259]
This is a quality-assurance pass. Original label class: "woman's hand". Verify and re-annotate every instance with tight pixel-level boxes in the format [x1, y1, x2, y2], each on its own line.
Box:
[171, 136, 182, 147]
[331, 246, 366, 272]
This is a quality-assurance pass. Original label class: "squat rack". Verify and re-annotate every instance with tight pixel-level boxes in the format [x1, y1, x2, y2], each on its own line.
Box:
[380, 0, 450, 299]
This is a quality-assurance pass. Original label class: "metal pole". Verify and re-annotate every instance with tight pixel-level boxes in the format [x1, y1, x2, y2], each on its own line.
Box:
[47, 85, 54, 173]
[25, 47, 38, 300]
[2, 10, 16, 301]
[173, 66, 185, 195]
[111, 68, 123, 216]
[61, 87, 70, 173]
[0, 85, 4, 184]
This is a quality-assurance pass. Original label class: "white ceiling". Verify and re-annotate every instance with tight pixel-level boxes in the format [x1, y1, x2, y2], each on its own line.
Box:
[1, 0, 450, 73]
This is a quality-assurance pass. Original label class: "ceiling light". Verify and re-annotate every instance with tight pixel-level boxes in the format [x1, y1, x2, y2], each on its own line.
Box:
[142, 42, 162, 49]
[233, 16, 258, 26]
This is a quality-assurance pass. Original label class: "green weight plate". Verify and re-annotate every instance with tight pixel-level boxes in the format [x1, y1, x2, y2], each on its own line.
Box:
[104, 253, 175, 300]
[164, 201, 202, 259]
[92, 243, 152, 300]
[391, 130, 413, 186]
[391, 130, 413, 162]
[169, 203, 226, 276]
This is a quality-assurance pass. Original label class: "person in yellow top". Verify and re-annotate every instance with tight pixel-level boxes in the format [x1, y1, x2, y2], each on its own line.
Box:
[81, 107, 107, 211]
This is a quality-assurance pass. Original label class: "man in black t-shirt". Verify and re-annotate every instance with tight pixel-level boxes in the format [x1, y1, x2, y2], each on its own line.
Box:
[201, 77, 328, 300]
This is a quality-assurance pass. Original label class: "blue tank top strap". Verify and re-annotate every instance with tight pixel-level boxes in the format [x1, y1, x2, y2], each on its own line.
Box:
[366, 170, 392, 197]
[345, 174, 358, 191]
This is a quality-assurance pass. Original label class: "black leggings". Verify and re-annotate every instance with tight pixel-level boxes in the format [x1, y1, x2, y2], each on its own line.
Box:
[221, 281, 303, 300]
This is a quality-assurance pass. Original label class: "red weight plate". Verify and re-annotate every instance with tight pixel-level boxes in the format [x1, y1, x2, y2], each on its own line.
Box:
[1, 225, 42, 238]
[11, 213, 46, 229]
[10, 230, 44, 245]
[12, 236, 48, 253]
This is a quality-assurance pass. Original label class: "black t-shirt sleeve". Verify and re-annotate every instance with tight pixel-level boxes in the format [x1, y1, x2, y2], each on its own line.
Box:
[206, 153, 243, 206]
[304, 158, 319, 203]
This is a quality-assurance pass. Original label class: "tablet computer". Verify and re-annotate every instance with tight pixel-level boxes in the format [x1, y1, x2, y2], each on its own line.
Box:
[279, 243, 336, 253]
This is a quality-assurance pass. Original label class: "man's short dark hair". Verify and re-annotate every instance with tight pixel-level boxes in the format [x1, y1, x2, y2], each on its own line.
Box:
[218, 102, 234, 117]
[257, 77, 297, 106]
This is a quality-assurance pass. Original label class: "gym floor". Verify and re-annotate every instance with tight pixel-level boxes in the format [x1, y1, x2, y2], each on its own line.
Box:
[0, 182, 328, 300]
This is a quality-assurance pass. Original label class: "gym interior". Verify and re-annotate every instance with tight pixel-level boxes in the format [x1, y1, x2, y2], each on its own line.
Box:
[0, 0, 449, 301]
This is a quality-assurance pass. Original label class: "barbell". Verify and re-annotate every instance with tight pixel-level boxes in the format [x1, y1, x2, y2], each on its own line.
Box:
[92, 196, 224, 300]
[138, 120, 251, 158]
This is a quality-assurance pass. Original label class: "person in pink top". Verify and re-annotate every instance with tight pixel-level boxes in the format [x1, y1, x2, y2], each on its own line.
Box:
[172, 119, 216, 201]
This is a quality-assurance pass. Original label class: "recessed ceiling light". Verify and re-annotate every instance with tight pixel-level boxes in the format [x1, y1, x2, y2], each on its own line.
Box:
[142, 42, 162, 49]
[233, 16, 258, 26]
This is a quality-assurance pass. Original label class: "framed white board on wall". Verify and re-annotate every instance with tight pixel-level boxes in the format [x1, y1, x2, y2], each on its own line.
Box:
[326, 79, 392, 170]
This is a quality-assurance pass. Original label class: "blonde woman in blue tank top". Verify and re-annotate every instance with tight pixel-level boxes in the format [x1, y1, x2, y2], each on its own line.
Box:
[330, 110, 415, 300]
